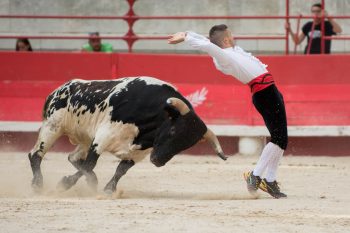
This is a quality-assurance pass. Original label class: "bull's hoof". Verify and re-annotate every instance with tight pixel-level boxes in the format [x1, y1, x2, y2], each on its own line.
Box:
[56, 176, 76, 192]
[103, 188, 114, 196]
[31, 182, 43, 193]
[85, 172, 98, 192]
[103, 182, 116, 195]
[31, 176, 43, 193]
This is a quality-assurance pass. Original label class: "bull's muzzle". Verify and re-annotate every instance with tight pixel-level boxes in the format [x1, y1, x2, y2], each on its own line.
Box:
[150, 154, 166, 167]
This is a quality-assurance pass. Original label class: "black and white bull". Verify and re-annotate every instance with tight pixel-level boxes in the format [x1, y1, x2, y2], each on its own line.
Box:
[28, 77, 226, 194]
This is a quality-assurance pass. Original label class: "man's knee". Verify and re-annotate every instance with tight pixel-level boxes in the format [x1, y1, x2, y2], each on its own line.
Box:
[271, 135, 288, 150]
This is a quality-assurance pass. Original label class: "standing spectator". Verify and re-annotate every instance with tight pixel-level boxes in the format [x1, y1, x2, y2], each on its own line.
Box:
[82, 32, 113, 53]
[285, 3, 342, 54]
[16, 38, 33, 51]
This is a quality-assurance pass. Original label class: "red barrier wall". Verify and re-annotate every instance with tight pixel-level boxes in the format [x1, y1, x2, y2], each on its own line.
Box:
[1, 52, 350, 125]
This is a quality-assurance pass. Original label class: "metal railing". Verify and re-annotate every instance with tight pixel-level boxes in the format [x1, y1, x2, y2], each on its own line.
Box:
[0, 0, 349, 54]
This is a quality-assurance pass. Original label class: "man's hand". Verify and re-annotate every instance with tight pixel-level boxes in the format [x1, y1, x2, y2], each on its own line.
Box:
[167, 32, 186, 44]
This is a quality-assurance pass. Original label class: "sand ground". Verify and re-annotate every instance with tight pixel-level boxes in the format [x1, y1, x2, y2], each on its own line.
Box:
[0, 152, 349, 233]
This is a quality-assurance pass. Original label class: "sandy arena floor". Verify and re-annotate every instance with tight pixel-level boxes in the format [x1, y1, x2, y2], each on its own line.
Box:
[0, 152, 349, 233]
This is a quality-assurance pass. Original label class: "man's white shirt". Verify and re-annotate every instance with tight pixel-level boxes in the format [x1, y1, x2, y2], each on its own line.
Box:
[184, 31, 268, 84]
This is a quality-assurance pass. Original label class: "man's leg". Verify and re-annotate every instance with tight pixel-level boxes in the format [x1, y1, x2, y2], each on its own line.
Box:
[264, 89, 288, 184]
[245, 85, 288, 198]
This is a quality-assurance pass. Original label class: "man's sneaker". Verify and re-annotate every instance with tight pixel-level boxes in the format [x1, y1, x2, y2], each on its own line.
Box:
[259, 178, 287, 199]
[243, 171, 262, 194]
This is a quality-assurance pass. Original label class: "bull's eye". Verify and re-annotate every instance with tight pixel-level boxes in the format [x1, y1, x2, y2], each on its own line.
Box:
[169, 126, 176, 136]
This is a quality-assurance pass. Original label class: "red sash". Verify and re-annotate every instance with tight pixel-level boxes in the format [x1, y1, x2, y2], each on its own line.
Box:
[248, 73, 275, 94]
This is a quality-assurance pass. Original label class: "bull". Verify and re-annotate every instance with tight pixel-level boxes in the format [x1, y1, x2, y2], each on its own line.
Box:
[28, 77, 226, 194]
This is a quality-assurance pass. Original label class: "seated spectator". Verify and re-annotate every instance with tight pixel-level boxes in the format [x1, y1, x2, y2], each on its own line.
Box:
[81, 32, 113, 53]
[16, 38, 33, 51]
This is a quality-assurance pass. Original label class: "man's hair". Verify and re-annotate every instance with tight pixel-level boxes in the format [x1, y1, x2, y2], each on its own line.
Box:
[312, 3, 322, 8]
[209, 24, 228, 47]
[89, 32, 100, 37]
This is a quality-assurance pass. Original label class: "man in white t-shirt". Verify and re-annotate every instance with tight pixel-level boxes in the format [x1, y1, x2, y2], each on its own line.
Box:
[168, 24, 288, 199]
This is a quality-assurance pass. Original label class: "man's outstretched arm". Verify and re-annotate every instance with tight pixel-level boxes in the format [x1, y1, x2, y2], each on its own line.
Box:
[168, 31, 232, 66]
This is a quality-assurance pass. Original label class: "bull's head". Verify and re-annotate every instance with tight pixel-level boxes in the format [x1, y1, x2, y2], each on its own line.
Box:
[150, 97, 226, 167]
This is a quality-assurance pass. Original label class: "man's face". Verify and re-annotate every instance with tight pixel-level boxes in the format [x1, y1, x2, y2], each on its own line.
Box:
[222, 29, 235, 48]
[89, 36, 102, 52]
[311, 6, 322, 22]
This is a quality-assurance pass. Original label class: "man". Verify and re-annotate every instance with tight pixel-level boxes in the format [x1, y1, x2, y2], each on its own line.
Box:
[168, 24, 288, 198]
[82, 32, 113, 53]
[286, 3, 342, 54]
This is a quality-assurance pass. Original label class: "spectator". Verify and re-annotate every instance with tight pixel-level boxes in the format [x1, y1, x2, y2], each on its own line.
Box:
[16, 38, 33, 51]
[285, 3, 342, 54]
[82, 32, 113, 53]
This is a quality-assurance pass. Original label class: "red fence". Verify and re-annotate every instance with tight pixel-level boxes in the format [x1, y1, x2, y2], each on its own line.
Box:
[1, 0, 350, 53]
[1, 52, 350, 126]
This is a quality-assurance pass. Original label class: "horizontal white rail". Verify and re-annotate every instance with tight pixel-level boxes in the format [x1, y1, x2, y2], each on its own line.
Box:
[1, 121, 350, 137]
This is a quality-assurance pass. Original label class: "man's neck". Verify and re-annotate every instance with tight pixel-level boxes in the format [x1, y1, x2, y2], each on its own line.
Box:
[313, 19, 322, 25]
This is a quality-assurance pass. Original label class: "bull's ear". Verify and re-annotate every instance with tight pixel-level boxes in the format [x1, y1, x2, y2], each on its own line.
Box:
[164, 104, 180, 120]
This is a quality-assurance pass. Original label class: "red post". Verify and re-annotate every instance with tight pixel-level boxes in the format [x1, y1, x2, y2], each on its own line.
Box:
[285, 0, 290, 55]
[321, 0, 326, 54]
[123, 0, 139, 52]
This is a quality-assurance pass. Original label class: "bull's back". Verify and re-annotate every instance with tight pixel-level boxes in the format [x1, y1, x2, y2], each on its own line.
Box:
[42, 77, 191, 139]
[42, 79, 122, 120]
[108, 77, 190, 125]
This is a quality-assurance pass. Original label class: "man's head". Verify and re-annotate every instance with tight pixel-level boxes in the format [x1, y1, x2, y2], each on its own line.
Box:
[311, 3, 323, 22]
[209, 24, 234, 48]
[88, 32, 102, 52]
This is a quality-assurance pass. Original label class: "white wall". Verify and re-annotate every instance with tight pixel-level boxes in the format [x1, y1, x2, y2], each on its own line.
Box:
[0, 0, 349, 53]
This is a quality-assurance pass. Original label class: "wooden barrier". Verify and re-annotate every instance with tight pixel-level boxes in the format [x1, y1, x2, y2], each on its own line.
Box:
[1, 52, 350, 155]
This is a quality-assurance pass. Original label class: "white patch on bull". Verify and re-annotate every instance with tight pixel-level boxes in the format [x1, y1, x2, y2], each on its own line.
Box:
[93, 121, 139, 154]
[138, 76, 177, 90]
[68, 145, 89, 162]
[118, 148, 153, 163]
[113, 76, 177, 96]
[59, 99, 147, 163]
[30, 109, 66, 158]
[60, 92, 67, 99]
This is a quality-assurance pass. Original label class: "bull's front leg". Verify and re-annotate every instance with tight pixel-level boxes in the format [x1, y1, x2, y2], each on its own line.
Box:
[104, 160, 135, 194]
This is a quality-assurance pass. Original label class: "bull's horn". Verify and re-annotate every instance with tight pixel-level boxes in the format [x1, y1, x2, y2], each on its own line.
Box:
[166, 97, 190, 115]
[203, 128, 227, 161]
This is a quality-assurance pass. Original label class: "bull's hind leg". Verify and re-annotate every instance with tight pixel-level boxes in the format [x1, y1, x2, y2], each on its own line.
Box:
[104, 160, 135, 194]
[28, 121, 62, 191]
